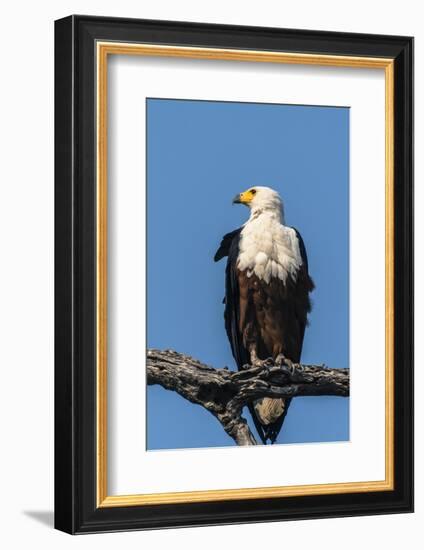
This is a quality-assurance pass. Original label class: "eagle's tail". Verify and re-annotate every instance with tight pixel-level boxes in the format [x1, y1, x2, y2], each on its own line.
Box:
[250, 397, 292, 444]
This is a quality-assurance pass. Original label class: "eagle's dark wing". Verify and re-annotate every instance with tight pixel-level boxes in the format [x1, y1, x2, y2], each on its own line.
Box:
[215, 228, 266, 442]
[214, 228, 249, 368]
[294, 228, 309, 272]
[291, 227, 315, 354]
[214, 228, 242, 262]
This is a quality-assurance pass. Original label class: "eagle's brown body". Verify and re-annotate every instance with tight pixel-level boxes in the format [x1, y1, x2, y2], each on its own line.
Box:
[237, 264, 314, 439]
[215, 186, 314, 444]
[237, 269, 313, 364]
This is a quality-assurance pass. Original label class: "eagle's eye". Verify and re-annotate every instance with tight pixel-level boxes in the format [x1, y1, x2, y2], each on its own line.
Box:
[250, 189, 257, 195]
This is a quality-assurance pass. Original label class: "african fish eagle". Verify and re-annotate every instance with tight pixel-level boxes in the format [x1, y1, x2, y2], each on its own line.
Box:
[214, 186, 314, 444]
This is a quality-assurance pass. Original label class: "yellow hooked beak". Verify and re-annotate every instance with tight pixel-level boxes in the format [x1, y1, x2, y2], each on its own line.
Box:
[232, 188, 256, 205]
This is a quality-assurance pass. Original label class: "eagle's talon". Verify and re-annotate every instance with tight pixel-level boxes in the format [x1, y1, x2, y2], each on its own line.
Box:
[251, 359, 264, 368]
[274, 353, 286, 367]
[275, 354, 296, 376]
[281, 359, 292, 374]
[287, 360, 297, 377]
[250, 358, 273, 368]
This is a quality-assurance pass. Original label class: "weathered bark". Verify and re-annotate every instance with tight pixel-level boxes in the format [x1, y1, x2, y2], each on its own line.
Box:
[147, 349, 349, 446]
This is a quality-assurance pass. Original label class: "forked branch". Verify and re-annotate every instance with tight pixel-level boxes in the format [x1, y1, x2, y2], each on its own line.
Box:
[147, 349, 349, 446]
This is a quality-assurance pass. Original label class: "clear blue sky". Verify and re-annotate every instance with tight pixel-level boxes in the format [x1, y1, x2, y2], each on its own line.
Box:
[146, 98, 349, 449]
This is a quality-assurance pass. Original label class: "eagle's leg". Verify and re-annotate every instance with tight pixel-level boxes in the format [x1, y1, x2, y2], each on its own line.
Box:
[275, 353, 296, 375]
[249, 346, 273, 368]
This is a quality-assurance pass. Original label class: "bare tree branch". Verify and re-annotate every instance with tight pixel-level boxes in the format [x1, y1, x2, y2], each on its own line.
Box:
[147, 349, 349, 446]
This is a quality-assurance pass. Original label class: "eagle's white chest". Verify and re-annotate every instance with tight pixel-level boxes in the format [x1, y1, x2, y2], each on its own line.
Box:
[237, 213, 302, 284]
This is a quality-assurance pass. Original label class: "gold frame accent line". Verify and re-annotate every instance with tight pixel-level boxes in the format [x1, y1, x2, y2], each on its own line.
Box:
[96, 41, 395, 508]
[96, 42, 108, 507]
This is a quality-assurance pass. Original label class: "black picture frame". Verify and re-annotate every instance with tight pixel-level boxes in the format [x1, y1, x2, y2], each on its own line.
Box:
[55, 14, 413, 534]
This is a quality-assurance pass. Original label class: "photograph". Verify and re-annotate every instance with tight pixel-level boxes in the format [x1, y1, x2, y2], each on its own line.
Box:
[146, 97, 350, 449]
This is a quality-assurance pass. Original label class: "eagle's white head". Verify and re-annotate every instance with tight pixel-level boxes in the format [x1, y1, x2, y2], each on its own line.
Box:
[233, 186, 284, 222]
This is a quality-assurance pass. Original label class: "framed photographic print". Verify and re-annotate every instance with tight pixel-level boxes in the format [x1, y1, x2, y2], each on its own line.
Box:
[54, 15, 413, 533]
